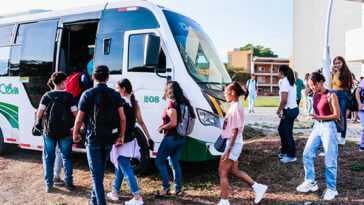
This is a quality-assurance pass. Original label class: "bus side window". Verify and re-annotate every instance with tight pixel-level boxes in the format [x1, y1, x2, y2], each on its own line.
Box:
[0, 25, 14, 76]
[128, 34, 166, 72]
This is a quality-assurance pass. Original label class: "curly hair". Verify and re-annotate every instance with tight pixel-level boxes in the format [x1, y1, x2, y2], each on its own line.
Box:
[309, 72, 326, 84]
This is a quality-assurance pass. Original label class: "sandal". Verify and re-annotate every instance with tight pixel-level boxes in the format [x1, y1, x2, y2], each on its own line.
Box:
[154, 188, 171, 197]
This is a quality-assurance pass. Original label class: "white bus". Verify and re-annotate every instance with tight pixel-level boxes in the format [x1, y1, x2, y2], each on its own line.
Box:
[0, 1, 232, 173]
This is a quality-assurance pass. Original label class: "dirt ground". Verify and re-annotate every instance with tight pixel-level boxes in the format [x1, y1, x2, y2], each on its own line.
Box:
[0, 135, 363, 205]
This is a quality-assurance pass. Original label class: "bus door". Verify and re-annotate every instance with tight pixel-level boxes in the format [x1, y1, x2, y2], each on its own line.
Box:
[124, 29, 173, 144]
[15, 20, 59, 149]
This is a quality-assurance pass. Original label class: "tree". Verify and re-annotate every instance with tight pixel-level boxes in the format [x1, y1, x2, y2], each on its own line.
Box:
[240, 43, 278, 58]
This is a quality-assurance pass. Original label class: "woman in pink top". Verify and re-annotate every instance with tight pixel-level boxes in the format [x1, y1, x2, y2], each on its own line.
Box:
[218, 82, 267, 205]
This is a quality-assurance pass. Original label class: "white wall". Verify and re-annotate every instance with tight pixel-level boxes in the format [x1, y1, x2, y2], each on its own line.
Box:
[293, 0, 362, 79]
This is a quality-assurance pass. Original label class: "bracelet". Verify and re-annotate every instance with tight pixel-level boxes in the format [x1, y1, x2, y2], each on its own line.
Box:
[227, 146, 232, 150]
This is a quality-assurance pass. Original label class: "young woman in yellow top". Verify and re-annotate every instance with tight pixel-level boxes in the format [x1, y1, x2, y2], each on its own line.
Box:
[331, 56, 352, 145]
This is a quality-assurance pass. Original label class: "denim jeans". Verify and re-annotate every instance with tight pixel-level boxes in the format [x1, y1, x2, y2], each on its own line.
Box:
[113, 156, 140, 195]
[278, 107, 299, 157]
[357, 111, 364, 148]
[307, 96, 314, 115]
[333, 90, 349, 138]
[302, 121, 338, 190]
[43, 136, 73, 187]
[86, 144, 112, 205]
[155, 135, 186, 191]
[248, 94, 256, 111]
[54, 145, 62, 179]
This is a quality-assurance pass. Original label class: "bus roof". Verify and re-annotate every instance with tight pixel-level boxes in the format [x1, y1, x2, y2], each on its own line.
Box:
[0, 1, 162, 25]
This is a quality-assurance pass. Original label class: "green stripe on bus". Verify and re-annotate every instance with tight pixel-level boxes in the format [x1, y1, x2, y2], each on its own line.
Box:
[179, 137, 218, 162]
[0, 102, 18, 113]
[0, 102, 19, 129]
[0, 109, 19, 129]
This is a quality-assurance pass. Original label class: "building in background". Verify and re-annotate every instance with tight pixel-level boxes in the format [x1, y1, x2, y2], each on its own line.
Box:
[293, 0, 362, 78]
[345, 0, 364, 75]
[227, 49, 253, 72]
[253, 57, 289, 96]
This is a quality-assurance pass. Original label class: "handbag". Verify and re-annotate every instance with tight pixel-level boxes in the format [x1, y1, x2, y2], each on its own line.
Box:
[327, 91, 345, 133]
[214, 135, 227, 152]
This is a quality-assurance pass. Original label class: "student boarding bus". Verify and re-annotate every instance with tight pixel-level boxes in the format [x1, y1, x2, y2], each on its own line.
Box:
[0, 1, 232, 173]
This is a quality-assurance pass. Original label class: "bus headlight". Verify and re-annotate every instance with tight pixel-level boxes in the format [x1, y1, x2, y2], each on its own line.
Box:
[196, 108, 221, 128]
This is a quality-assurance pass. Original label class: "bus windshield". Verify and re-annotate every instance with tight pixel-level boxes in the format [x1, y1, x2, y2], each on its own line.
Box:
[163, 10, 230, 88]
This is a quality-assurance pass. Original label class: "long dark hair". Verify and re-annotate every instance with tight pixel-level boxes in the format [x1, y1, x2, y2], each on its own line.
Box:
[278, 65, 295, 86]
[116, 78, 137, 115]
[163, 81, 196, 121]
[225, 81, 249, 99]
[333, 56, 352, 90]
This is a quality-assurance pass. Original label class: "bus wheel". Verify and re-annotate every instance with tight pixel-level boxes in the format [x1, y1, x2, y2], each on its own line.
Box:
[0, 129, 8, 155]
[131, 128, 151, 174]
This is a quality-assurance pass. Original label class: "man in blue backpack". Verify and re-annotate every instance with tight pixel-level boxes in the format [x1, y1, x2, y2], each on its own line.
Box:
[36, 71, 78, 193]
[73, 65, 126, 205]
[246, 74, 258, 113]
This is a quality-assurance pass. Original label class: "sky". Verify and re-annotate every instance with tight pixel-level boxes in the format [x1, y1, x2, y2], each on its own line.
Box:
[0, 0, 293, 63]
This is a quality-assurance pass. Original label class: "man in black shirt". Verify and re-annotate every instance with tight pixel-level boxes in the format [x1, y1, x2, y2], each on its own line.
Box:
[73, 65, 126, 205]
[36, 71, 78, 192]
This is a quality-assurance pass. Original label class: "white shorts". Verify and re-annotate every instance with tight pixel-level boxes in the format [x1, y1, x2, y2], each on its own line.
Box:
[223, 134, 243, 161]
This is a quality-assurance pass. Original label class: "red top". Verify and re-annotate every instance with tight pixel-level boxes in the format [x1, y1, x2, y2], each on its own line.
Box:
[313, 90, 332, 116]
[162, 101, 178, 137]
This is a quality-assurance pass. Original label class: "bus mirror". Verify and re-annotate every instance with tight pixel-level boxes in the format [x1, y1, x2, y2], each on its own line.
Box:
[143, 34, 160, 67]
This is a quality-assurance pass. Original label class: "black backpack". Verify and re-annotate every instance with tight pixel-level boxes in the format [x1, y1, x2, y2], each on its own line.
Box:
[122, 98, 137, 143]
[43, 92, 73, 139]
[92, 89, 120, 141]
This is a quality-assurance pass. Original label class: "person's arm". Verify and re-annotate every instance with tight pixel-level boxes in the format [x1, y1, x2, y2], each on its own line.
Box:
[158, 108, 178, 132]
[356, 87, 363, 110]
[301, 80, 305, 89]
[115, 107, 126, 146]
[136, 103, 152, 140]
[276, 92, 288, 118]
[222, 128, 238, 161]
[310, 93, 340, 121]
[73, 111, 85, 142]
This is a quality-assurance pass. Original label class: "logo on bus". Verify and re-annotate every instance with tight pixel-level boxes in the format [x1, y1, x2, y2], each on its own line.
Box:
[0, 83, 19, 95]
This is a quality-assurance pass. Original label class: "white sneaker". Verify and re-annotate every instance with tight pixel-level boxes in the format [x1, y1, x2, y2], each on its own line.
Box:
[277, 153, 287, 158]
[253, 183, 268, 204]
[338, 138, 346, 145]
[296, 181, 319, 193]
[106, 192, 119, 201]
[125, 197, 144, 205]
[217, 199, 230, 205]
[323, 189, 338, 201]
[280, 157, 297, 163]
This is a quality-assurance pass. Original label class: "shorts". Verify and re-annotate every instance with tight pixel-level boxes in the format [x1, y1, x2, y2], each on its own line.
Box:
[223, 134, 243, 161]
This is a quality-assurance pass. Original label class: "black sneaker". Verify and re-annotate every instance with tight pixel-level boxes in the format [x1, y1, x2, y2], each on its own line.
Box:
[66, 182, 75, 190]
[45, 186, 53, 193]
[359, 147, 364, 152]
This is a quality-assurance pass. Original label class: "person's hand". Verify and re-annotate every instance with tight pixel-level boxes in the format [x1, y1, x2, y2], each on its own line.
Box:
[221, 150, 230, 161]
[309, 114, 319, 119]
[158, 126, 163, 134]
[331, 65, 336, 73]
[115, 136, 124, 147]
[148, 139, 155, 151]
[359, 103, 364, 111]
[277, 113, 285, 119]
[73, 133, 82, 143]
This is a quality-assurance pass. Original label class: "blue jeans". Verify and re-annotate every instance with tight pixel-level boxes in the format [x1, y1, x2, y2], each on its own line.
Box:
[86, 144, 112, 205]
[113, 156, 140, 195]
[54, 145, 62, 179]
[248, 94, 256, 111]
[307, 96, 314, 115]
[43, 136, 73, 187]
[278, 107, 299, 157]
[357, 111, 364, 148]
[303, 121, 338, 190]
[333, 90, 349, 138]
[155, 135, 186, 191]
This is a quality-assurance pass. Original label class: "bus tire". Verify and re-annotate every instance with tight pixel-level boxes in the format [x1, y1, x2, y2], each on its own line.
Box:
[0, 128, 8, 155]
[131, 127, 151, 174]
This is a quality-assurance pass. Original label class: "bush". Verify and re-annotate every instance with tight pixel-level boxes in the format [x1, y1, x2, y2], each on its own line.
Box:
[224, 64, 251, 85]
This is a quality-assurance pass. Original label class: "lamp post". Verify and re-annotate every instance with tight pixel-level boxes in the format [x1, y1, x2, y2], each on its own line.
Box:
[323, 0, 334, 89]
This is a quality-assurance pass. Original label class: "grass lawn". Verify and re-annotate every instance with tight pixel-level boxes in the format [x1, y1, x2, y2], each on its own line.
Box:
[241, 96, 280, 107]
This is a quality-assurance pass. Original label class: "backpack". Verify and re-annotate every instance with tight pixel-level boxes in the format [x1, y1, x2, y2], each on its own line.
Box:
[91, 89, 120, 141]
[347, 87, 359, 112]
[327, 91, 345, 133]
[43, 92, 73, 139]
[247, 79, 257, 90]
[122, 99, 137, 143]
[65, 72, 84, 98]
[176, 103, 195, 137]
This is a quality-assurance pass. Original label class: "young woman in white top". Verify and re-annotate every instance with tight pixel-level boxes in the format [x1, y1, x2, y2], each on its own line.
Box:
[276, 65, 299, 163]
[107, 78, 153, 205]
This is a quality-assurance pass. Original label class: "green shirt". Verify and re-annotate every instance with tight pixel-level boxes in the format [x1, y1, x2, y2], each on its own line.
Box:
[295, 79, 305, 100]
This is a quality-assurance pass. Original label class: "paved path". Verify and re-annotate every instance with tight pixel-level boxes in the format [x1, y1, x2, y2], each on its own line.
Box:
[244, 107, 362, 144]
